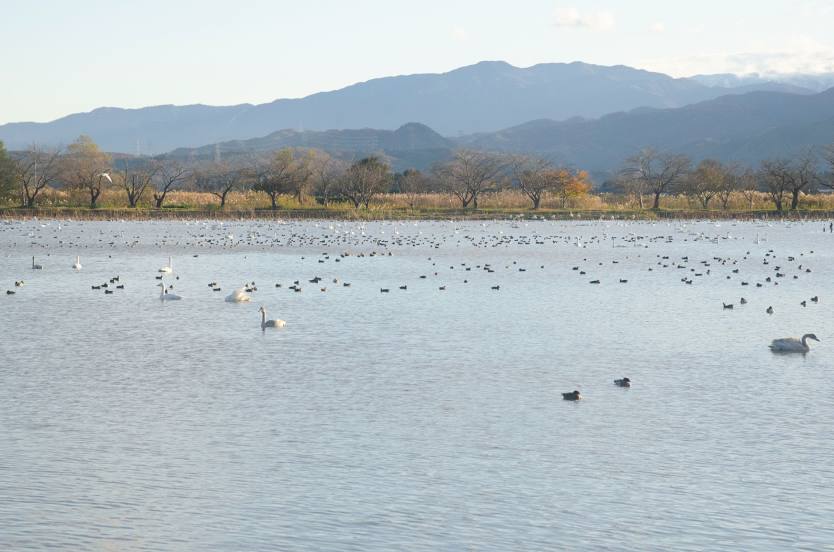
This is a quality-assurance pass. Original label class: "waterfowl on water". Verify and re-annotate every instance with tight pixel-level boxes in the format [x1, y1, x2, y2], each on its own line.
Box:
[259, 306, 286, 329]
[614, 378, 631, 388]
[562, 390, 582, 401]
[769, 333, 820, 353]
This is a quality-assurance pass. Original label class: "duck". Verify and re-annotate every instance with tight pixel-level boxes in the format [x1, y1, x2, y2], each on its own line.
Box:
[562, 390, 582, 401]
[32, 257, 42, 270]
[614, 378, 631, 388]
[766, 306, 774, 315]
[769, 333, 820, 353]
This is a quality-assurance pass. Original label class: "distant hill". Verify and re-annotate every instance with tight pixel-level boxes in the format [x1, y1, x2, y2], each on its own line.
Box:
[0, 61, 808, 154]
[459, 88, 834, 174]
[167, 123, 455, 172]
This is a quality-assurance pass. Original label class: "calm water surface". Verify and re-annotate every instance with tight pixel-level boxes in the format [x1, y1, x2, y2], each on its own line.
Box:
[2, 218, 833, 551]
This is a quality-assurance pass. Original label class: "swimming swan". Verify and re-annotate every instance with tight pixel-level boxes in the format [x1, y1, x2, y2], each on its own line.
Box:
[259, 306, 286, 329]
[72, 256, 82, 270]
[158, 256, 173, 273]
[157, 282, 182, 301]
[225, 287, 251, 303]
[769, 333, 819, 353]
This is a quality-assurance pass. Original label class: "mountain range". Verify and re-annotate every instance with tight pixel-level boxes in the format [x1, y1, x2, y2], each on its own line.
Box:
[461, 87, 834, 172]
[2, 60, 834, 177]
[167, 87, 834, 175]
[0, 61, 813, 154]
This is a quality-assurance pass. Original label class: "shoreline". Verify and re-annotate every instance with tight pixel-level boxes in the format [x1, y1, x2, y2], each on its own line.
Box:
[2, 206, 834, 222]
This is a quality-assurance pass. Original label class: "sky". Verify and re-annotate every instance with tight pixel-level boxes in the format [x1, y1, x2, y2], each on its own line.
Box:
[2, 0, 833, 124]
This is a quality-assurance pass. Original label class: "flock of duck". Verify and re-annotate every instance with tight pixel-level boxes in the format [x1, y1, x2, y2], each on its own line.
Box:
[2, 219, 826, 373]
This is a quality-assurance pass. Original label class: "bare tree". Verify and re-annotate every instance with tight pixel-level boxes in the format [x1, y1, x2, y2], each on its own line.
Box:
[61, 135, 112, 208]
[737, 169, 758, 210]
[715, 163, 742, 210]
[194, 162, 245, 209]
[620, 148, 691, 209]
[434, 150, 506, 209]
[822, 143, 834, 191]
[339, 156, 391, 208]
[510, 155, 554, 209]
[0, 141, 17, 204]
[759, 159, 791, 211]
[13, 145, 62, 208]
[396, 169, 430, 209]
[119, 159, 159, 208]
[787, 152, 818, 210]
[153, 159, 189, 208]
[251, 148, 312, 209]
[310, 152, 346, 206]
[684, 159, 726, 209]
[615, 172, 650, 209]
[759, 154, 818, 211]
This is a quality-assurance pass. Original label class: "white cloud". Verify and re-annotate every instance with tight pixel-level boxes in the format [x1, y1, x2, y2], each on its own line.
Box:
[451, 25, 468, 42]
[553, 7, 615, 31]
[640, 36, 834, 77]
[650, 22, 666, 34]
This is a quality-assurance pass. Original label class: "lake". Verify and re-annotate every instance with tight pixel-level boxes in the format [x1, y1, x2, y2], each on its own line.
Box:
[2, 218, 833, 551]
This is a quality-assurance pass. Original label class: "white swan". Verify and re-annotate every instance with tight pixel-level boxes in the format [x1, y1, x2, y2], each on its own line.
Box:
[259, 306, 286, 328]
[157, 282, 182, 301]
[225, 287, 251, 303]
[770, 333, 819, 353]
[72, 256, 82, 270]
[158, 256, 173, 273]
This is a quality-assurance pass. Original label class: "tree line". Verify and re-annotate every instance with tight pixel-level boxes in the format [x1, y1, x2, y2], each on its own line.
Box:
[617, 147, 834, 211]
[1, 135, 833, 211]
[0, 135, 591, 210]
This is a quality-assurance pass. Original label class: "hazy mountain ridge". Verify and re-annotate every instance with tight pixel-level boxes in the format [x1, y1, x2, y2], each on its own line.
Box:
[169, 88, 834, 176]
[462, 88, 834, 173]
[0, 61, 810, 154]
